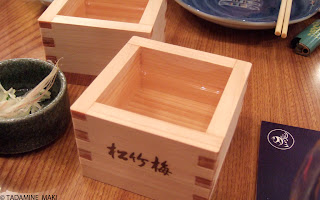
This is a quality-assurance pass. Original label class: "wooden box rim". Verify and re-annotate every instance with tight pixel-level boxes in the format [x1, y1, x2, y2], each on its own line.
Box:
[71, 36, 252, 153]
[38, 0, 164, 33]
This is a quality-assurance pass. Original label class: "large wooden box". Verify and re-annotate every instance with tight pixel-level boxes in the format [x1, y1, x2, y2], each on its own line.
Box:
[71, 36, 251, 200]
[38, 0, 166, 75]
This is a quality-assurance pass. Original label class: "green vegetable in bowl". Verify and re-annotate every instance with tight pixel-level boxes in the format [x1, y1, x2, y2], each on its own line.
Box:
[0, 62, 59, 119]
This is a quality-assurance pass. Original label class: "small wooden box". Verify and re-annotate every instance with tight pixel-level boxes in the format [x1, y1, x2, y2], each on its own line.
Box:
[38, 0, 166, 75]
[71, 37, 251, 200]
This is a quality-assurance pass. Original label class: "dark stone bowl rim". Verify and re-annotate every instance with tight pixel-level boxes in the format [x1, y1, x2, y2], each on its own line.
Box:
[0, 58, 67, 123]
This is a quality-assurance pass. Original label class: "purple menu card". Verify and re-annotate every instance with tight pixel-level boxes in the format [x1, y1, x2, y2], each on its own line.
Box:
[257, 121, 320, 200]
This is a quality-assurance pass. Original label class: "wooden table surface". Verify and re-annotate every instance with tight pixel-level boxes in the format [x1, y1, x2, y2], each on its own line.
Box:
[1, 0, 320, 199]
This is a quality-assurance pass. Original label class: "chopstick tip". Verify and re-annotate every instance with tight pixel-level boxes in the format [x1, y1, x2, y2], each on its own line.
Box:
[281, 33, 287, 38]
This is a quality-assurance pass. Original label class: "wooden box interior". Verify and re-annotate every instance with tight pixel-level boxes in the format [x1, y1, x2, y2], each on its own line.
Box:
[58, 0, 149, 23]
[70, 37, 251, 200]
[96, 47, 233, 132]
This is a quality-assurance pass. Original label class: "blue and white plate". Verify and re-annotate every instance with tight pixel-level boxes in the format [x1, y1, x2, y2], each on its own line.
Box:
[175, 0, 320, 29]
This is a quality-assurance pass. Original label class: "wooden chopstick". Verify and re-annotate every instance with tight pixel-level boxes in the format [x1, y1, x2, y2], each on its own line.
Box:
[275, 0, 288, 36]
[274, 0, 293, 38]
[281, 0, 293, 38]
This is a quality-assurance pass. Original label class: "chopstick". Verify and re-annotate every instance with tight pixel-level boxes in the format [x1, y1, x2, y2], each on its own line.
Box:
[275, 0, 293, 38]
[281, 0, 293, 38]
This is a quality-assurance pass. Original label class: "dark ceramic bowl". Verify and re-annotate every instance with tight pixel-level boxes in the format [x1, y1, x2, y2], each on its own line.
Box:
[0, 58, 70, 155]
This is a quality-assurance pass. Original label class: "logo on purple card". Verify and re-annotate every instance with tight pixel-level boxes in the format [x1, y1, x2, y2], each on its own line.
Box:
[267, 129, 295, 150]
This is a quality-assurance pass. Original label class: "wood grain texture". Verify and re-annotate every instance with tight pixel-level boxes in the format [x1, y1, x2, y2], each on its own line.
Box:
[39, 0, 166, 76]
[1, 0, 320, 200]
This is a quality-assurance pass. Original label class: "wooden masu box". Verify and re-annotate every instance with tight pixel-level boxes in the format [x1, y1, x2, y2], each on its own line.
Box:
[71, 37, 251, 200]
[38, 0, 166, 76]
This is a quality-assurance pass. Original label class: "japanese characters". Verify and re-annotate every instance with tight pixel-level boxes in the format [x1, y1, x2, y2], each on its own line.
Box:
[107, 143, 172, 176]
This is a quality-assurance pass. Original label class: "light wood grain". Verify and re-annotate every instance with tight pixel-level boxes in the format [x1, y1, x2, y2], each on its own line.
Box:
[1, 0, 320, 200]
[39, 0, 166, 75]
[71, 36, 249, 199]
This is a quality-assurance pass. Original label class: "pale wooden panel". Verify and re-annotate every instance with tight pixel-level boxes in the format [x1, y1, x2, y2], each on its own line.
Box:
[207, 60, 252, 136]
[209, 82, 248, 200]
[141, 71, 224, 106]
[79, 151, 213, 198]
[205, 61, 251, 199]
[87, 102, 222, 152]
[70, 36, 249, 200]
[85, 37, 231, 132]
[124, 88, 215, 132]
[96, 49, 142, 107]
[81, 164, 208, 200]
[72, 118, 89, 133]
[140, 0, 165, 25]
[58, 0, 148, 23]
[84, 11, 142, 24]
[70, 44, 140, 115]
[52, 13, 152, 32]
[84, 2, 146, 23]
[58, 0, 86, 17]
[48, 17, 149, 75]
[94, 43, 220, 131]
[76, 139, 216, 181]
[141, 48, 232, 86]
[85, 0, 148, 8]
[43, 46, 56, 60]
[140, 47, 232, 105]
[149, 0, 167, 42]
[128, 36, 238, 69]
[78, 106, 219, 199]
[78, 107, 217, 199]
[39, 1, 166, 77]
